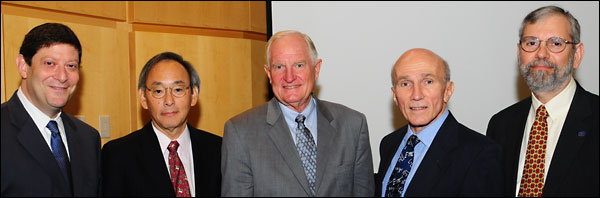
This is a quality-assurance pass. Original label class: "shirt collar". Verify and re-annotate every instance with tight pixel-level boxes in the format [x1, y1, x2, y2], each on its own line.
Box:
[17, 87, 63, 131]
[406, 108, 449, 147]
[279, 95, 317, 126]
[531, 77, 576, 121]
[152, 121, 191, 154]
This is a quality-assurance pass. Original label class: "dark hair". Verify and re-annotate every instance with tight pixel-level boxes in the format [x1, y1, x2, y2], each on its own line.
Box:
[19, 23, 82, 66]
[519, 5, 581, 44]
[138, 52, 200, 92]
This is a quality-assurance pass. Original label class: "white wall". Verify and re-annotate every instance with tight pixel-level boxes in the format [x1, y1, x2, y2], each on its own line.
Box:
[272, 1, 599, 170]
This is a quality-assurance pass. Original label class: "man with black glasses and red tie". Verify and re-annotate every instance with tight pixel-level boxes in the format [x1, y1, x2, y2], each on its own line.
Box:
[487, 5, 598, 197]
[101, 52, 221, 197]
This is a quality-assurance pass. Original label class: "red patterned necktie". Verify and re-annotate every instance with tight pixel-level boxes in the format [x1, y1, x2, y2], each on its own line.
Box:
[518, 105, 549, 197]
[168, 141, 191, 197]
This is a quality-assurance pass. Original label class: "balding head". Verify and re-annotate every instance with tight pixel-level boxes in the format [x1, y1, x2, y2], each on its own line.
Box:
[390, 48, 454, 133]
[391, 48, 450, 86]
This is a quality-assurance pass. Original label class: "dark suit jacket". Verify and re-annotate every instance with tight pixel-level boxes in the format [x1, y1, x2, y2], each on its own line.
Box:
[1, 91, 101, 197]
[487, 82, 599, 197]
[376, 112, 503, 196]
[101, 122, 222, 197]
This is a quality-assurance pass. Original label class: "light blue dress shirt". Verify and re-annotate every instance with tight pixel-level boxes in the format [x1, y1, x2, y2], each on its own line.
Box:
[381, 109, 449, 197]
[279, 96, 318, 145]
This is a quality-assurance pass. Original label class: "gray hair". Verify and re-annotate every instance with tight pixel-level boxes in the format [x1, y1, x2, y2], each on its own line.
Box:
[138, 52, 200, 93]
[266, 30, 318, 67]
[519, 5, 581, 45]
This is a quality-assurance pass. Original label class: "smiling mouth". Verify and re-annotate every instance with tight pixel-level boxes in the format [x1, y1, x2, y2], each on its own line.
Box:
[49, 86, 68, 91]
[283, 85, 300, 89]
[410, 106, 427, 110]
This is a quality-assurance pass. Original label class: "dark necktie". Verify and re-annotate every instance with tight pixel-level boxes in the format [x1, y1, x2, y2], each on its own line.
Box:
[295, 114, 317, 196]
[518, 105, 549, 197]
[386, 135, 420, 197]
[46, 120, 72, 186]
[168, 141, 191, 197]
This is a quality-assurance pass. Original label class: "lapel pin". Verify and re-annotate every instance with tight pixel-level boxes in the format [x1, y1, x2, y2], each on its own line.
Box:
[578, 131, 586, 137]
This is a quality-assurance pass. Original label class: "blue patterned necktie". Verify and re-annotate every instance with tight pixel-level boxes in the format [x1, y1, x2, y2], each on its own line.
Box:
[46, 120, 72, 186]
[295, 114, 317, 196]
[386, 135, 420, 197]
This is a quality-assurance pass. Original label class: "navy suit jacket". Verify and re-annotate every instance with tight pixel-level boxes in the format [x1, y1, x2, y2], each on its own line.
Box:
[487, 82, 599, 196]
[376, 112, 503, 196]
[1, 91, 101, 196]
[101, 122, 222, 197]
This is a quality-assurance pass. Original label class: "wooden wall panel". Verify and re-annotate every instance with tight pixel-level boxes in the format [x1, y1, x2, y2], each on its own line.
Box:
[2, 1, 267, 142]
[250, 1, 267, 34]
[134, 31, 255, 136]
[133, 1, 265, 33]
[1, 14, 5, 102]
[2, 14, 131, 145]
[251, 40, 269, 106]
[3, 1, 126, 21]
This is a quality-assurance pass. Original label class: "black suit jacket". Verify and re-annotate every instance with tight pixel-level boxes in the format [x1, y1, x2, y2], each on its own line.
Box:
[487, 82, 599, 197]
[101, 122, 222, 197]
[375, 112, 503, 196]
[1, 91, 101, 196]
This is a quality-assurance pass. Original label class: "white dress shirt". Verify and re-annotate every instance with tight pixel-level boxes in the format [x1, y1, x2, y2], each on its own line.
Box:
[515, 77, 576, 195]
[152, 122, 195, 196]
[17, 88, 70, 159]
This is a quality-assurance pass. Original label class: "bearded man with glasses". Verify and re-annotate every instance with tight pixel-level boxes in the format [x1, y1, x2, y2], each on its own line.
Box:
[487, 5, 598, 197]
[101, 52, 222, 197]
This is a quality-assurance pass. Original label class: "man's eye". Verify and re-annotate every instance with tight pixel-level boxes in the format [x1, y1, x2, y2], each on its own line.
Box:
[45, 61, 53, 66]
[401, 82, 409, 87]
[174, 88, 184, 93]
[527, 41, 537, 46]
[425, 80, 433, 84]
[154, 89, 163, 94]
[275, 65, 283, 69]
[296, 64, 303, 68]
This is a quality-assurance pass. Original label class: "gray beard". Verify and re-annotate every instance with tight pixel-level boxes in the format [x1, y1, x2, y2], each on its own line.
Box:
[518, 52, 574, 93]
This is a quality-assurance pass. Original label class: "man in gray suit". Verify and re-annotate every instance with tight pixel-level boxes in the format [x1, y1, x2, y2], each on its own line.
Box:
[221, 30, 374, 196]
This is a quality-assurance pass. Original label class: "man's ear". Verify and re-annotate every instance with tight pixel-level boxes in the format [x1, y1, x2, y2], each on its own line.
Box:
[264, 64, 272, 84]
[190, 86, 199, 107]
[139, 88, 149, 110]
[16, 54, 29, 79]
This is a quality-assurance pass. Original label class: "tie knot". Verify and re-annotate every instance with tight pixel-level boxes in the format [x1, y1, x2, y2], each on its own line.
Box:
[46, 120, 60, 135]
[167, 141, 180, 153]
[536, 105, 549, 119]
[407, 135, 420, 147]
[295, 114, 306, 124]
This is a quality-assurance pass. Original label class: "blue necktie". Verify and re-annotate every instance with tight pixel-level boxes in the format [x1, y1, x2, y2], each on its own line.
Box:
[295, 114, 317, 196]
[386, 135, 420, 197]
[46, 120, 72, 185]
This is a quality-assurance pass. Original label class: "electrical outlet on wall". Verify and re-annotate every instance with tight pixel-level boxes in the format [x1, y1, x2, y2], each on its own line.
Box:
[99, 116, 110, 138]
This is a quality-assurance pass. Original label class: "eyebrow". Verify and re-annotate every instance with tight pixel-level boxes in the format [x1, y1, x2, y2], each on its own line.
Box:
[150, 80, 186, 86]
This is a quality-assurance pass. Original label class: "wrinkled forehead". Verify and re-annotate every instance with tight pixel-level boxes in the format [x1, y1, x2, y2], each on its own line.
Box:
[393, 52, 445, 80]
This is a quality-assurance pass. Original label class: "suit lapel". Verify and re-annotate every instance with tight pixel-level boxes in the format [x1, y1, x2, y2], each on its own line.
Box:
[543, 84, 591, 195]
[264, 98, 312, 195]
[314, 99, 336, 195]
[63, 114, 85, 195]
[406, 113, 460, 196]
[139, 122, 175, 196]
[505, 98, 531, 194]
[9, 93, 71, 194]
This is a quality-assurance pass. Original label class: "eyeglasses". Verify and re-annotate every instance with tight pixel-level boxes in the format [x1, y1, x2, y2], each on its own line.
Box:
[146, 86, 190, 99]
[519, 36, 576, 53]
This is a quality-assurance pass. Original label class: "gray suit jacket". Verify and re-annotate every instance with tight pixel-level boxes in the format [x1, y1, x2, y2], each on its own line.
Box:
[222, 97, 374, 196]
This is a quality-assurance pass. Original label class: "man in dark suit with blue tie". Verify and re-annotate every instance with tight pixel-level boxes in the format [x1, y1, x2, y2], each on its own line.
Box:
[375, 48, 503, 197]
[1, 23, 101, 196]
[487, 5, 598, 197]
